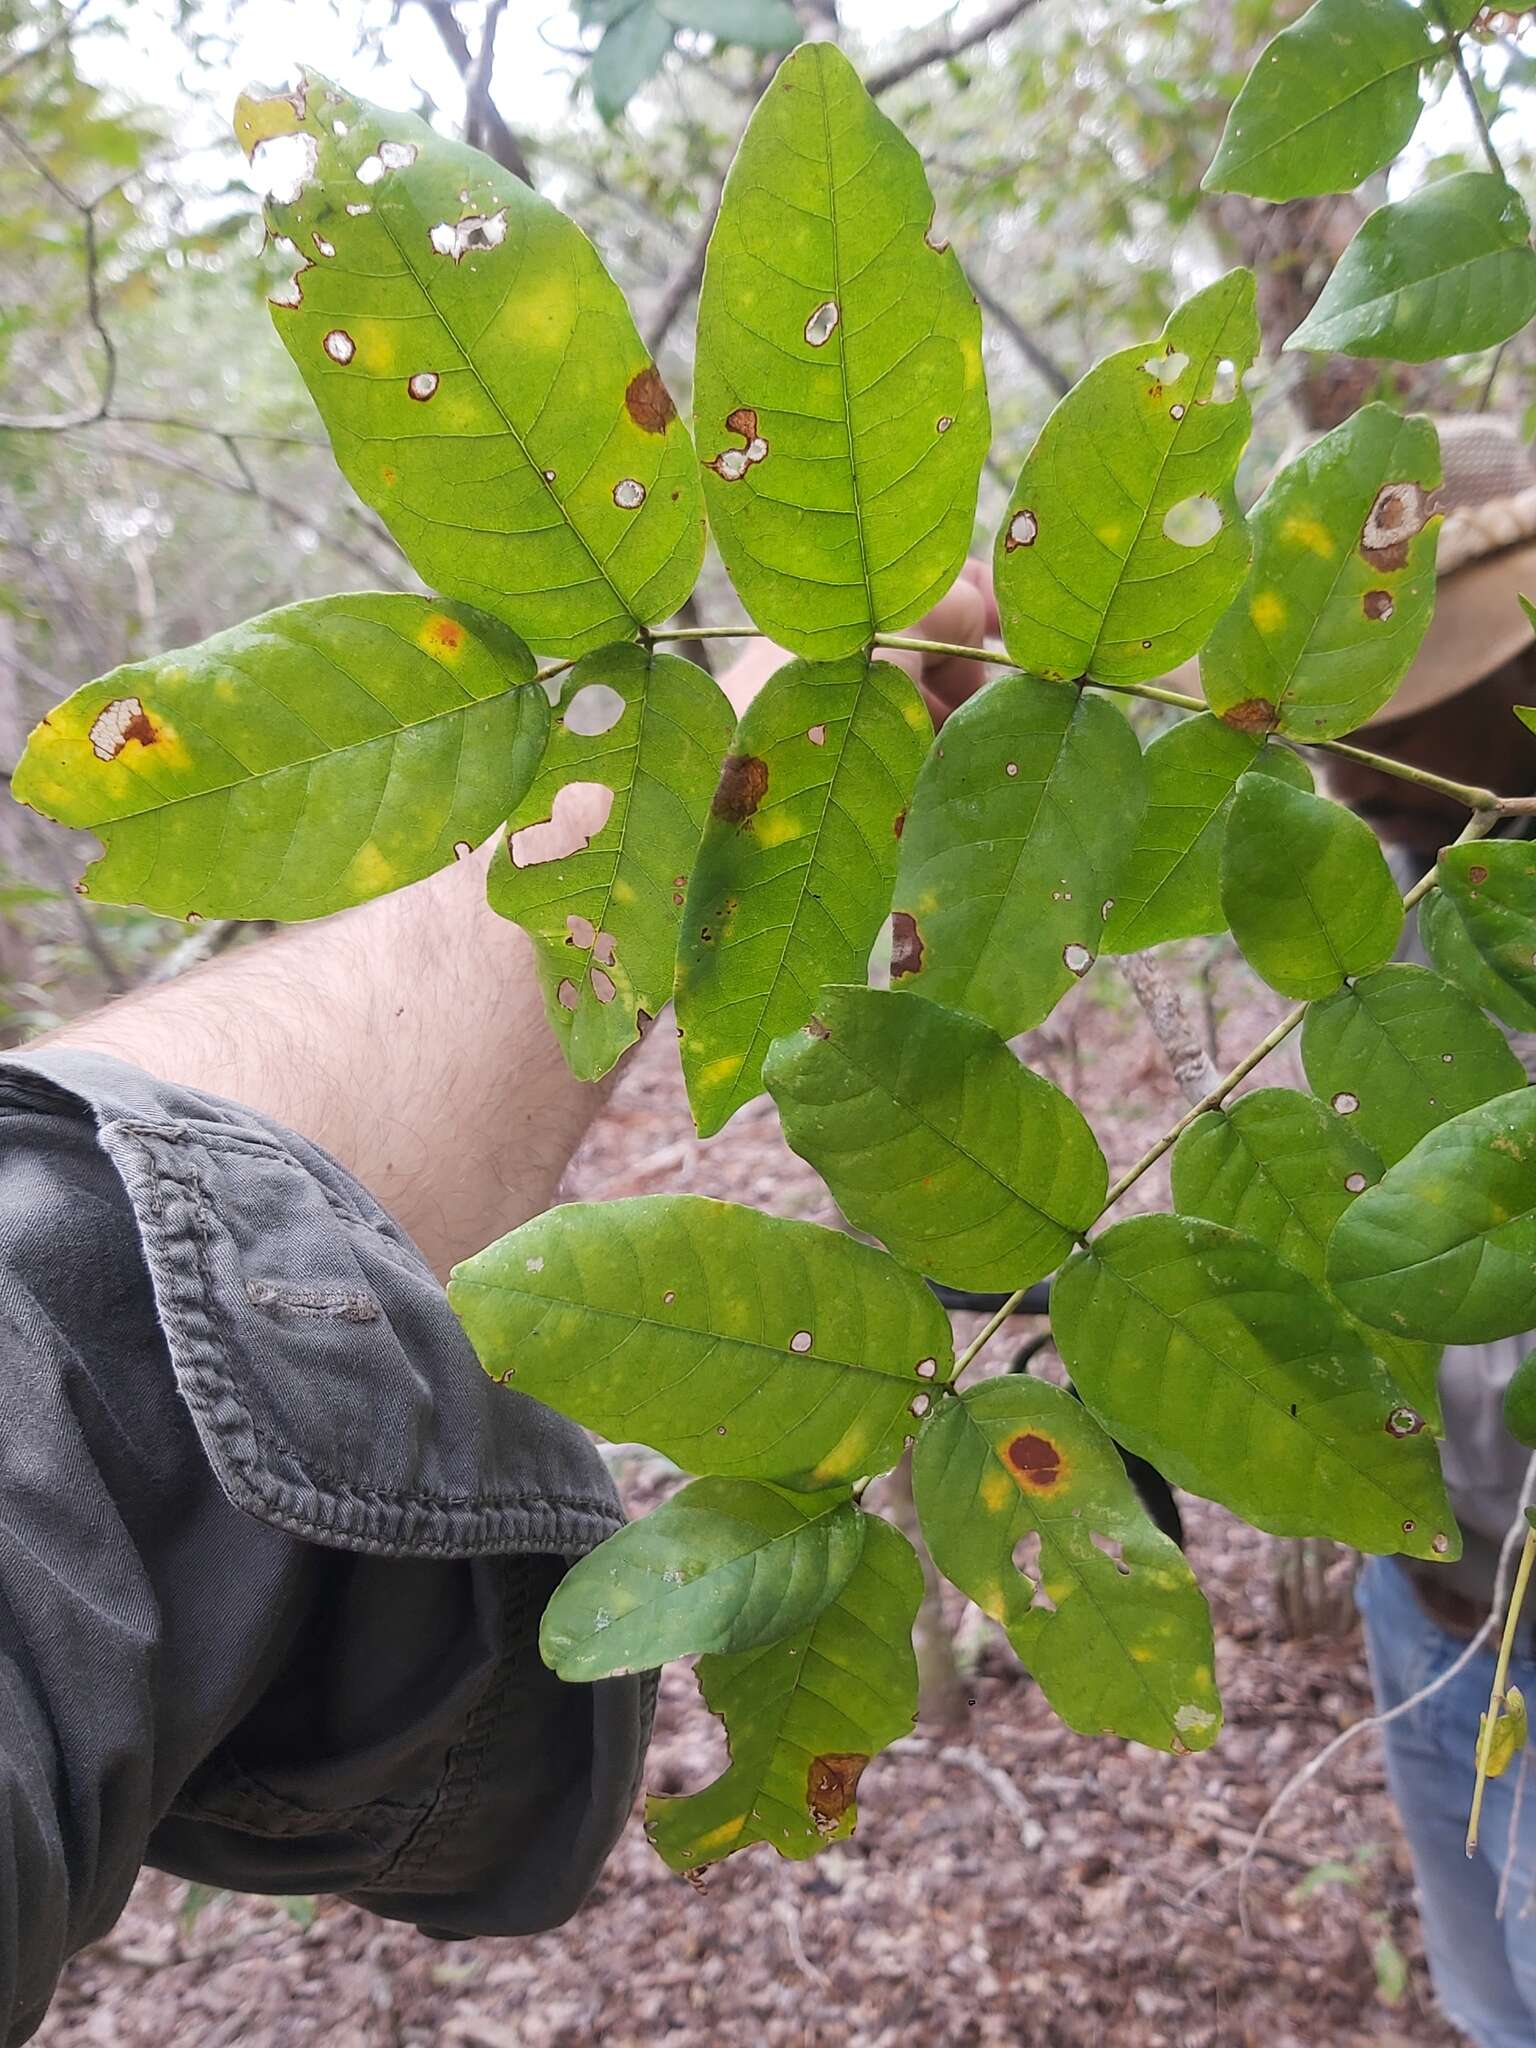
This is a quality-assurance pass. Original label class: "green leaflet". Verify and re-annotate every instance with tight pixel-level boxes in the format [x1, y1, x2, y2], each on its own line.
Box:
[994, 272, 1259, 686]
[912, 1379, 1221, 1754]
[1302, 963, 1526, 1166]
[1287, 173, 1536, 362]
[694, 42, 989, 663]
[1433, 840, 1536, 1020]
[234, 77, 704, 658]
[763, 985, 1106, 1292]
[1052, 1214, 1458, 1558]
[1200, 406, 1442, 743]
[1504, 1353, 1536, 1450]
[1328, 1090, 1536, 1345]
[1172, 1088, 1383, 1280]
[587, 1, 800, 122]
[1100, 718, 1311, 956]
[645, 1512, 921, 1869]
[489, 644, 732, 1081]
[1221, 775, 1402, 999]
[1420, 885, 1536, 1033]
[449, 1195, 953, 1490]
[1203, 0, 1433, 202]
[889, 672, 1146, 1034]
[539, 1477, 864, 1682]
[13, 594, 547, 921]
[675, 655, 930, 1138]
[1171, 1087, 1442, 1430]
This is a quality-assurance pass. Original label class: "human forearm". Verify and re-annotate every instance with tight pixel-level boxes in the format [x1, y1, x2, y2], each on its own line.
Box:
[41, 841, 603, 1277]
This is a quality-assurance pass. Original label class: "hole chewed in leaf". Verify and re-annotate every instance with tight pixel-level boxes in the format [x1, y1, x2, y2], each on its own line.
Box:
[1005, 509, 1038, 551]
[807, 1754, 867, 1836]
[804, 300, 840, 347]
[357, 138, 417, 187]
[1386, 1405, 1425, 1438]
[556, 978, 580, 1011]
[269, 266, 308, 309]
[1163, 495, 1223, 548]
[250, 130, 318, 204]
[709, 406, 769, 482]
[1063, 942, 1092, 976]
[566, 913, 595, 949]
[937, 415, 953, 435]
[1005, 1431, 1067, 1494]
[591, 968, 616, 1004]
[1332, 1091, 1360, 1115]
[407, 371, 439, 402]
[910, 1392, 931, 1419]
[323, 330, 356, 365]
[428, 210, 509, 262]
[563, 683, 626, 737]
[806, 724, 827, 747]
[1210, 358, 1238, 405]
[1361, 482, 1430, 570]
[1142, 348, 1189, 384]
[1221, 698, 1277, 736]
[625, 364, 678, 434]
[1344, 1171, 1368, 1194]
[789, 1330, 813, 1353]
[1363, 589, 1395, 622]
[1012, 1531, 1057, 1611]
[593, 931, 617, 967]
[613, 478, 647, 511]
[89, 696, 157, 762]
[509, 783, 614, 868]
[890, 910, 924, 980]
[711, 754, 768, 825]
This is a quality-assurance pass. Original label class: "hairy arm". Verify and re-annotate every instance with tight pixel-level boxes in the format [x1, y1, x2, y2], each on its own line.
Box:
[40, 835, 600, 1279]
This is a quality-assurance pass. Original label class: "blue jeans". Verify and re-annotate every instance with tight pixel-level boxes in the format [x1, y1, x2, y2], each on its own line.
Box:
[1359, 1556, 1536, 2047]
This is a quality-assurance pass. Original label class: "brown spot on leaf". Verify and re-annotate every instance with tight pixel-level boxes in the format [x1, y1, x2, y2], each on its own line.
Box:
[890, 910, 924, 980]
[726, 406, 758, 440]
[1386, 1405, 1425, 1438]
[1005, 1431, 1066, 1492]
[711, 753, 768, 824]
[807, 1754, 867, 1834]
[806, 1016, 830, 1039]
[1469, 864, 1489, 885]
[893, 809, 906, 838]
[625, 363, 677, 434]
[1361, 481, 1431, 570]
[1221, 698, 1277, 736]
[88, 696, 158, 761]
[1362, 588, 1395, 621]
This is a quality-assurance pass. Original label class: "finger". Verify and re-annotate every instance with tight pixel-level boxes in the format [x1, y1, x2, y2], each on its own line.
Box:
[959, 555, 1001, 639]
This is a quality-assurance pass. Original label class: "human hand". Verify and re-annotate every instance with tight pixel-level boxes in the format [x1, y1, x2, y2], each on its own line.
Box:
[716, 558, 1000, 726]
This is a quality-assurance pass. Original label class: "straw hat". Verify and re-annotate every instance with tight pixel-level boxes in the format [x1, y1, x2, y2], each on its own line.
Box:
[1178, 414, 1536, 725]
[1371, 415, 1536, 726]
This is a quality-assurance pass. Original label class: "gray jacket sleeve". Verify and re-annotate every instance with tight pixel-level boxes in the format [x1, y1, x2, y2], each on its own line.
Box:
[0, 1047, 648, 2045]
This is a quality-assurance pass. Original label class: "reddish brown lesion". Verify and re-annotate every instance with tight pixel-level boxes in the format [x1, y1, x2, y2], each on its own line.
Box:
[1003, 1431, 1068, 1494]
[1220, 698, 1277, 736]
[87, 696, 159, 763]
[625, 364, 678, 435]
[807, 1753, 867, 1833]
[890, 910, 924, 979]
[711, 753, 768, 824]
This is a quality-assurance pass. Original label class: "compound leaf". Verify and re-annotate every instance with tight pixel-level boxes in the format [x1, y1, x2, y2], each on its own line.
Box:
[1287, 173, 1536, 362]
[450, 1195, 952, 1490]
[234, 76, 704, 657]
[1221, 774, 1402, 998]
[1052, 1214, 1458, 1558]
[994, 271, 1259, 685]
[889, 672, 1146, 1034]
[1203, 0, 1433, 202]
[1301, 963, 1525, 1166]
[912, 1378, 1220, 1753]
[1100, 718, 1310, 956]
[645, 1512, 921, 1870]
[489, 644, 732, 1081]
[675, 655, 930, 1137]
[13, 593, 547, 921]
[1329, 1090, 1536, 1344]
[540, 1477, 864, 1682]
[764, 984, 1106, 1292]
[1200, 405, 1442, 742]
[694, 41, 989, 662]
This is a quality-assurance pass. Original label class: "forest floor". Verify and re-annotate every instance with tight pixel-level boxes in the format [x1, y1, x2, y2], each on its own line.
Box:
[37, 949, 1471, 2048]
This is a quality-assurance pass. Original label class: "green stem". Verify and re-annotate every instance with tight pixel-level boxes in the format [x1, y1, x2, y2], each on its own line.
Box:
[950, 805, 1501, 1382]
[1435, 3, 1505, 181]
[1469, 1524, 1536, 1854]
[648, 622, 765, 641]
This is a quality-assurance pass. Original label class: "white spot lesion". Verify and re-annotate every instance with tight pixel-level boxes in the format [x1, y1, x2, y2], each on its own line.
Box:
[1063, 942, 1092, 975]
[356, 139, 416, 187]
[428, 209, 508, 262]
[613, 478, 646, 511]
[312, 232, 335, 258]
[804, 300, 840, 348]
[345, 200, 371, 216]
[407, 370, 439, 402]
[1163, 495, 1222, 547]
[88, 696, 152, 762]
[250, 130, 318, 205]
[323, 329, 356, 364]
[1006, 509, 1038, 551]
[790, 1330, 813, 1354]
[1332, 1091, 1359, 1115]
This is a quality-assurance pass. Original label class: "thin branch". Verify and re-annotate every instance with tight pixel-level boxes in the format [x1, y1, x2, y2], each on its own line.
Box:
[416, 0, 532, 185]
[1432, 1, 1505, 176]
[971, 275, 1073, 397]
[864, 0, 1043, 98]
[1119, 951, 1221, 1105]
[0, 5, 86, 88]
